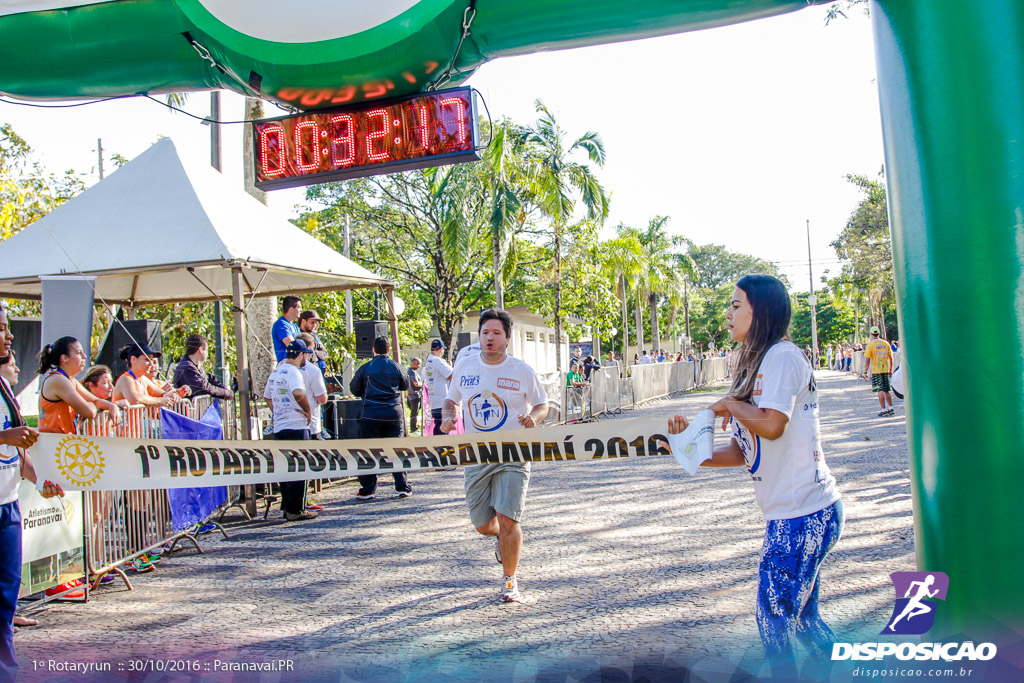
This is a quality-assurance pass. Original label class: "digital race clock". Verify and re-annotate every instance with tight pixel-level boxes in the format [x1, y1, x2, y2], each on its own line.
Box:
[252, 87, 481, 190]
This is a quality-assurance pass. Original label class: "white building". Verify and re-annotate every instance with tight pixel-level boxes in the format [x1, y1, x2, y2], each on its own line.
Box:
[406, 306, 573, 375]
[465, 306, 574, 374]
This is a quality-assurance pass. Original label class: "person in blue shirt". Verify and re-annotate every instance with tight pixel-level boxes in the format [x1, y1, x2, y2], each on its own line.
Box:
[272, 295, 302, 362]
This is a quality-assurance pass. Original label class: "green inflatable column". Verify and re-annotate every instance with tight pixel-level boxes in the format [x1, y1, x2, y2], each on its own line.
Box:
[871, 0, 1024, 636]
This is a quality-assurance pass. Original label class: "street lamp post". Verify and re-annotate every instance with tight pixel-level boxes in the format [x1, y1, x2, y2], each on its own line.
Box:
[806, 219, 819, 367]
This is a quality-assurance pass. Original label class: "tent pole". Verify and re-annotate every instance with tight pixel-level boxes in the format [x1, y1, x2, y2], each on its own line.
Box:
[344, 215, 354, 386]
[213, 302, 226, 384]
[231, 266, 256, 517]
[385, 285, 401, 364]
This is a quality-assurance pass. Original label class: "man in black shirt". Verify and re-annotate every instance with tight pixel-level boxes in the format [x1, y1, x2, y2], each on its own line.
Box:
[173, 334, 233, 400]
[406, 357, 423, 434]
[349, 336, 413, 500]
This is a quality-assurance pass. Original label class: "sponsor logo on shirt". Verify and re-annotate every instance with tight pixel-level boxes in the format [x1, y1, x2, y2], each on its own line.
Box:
[496, 377, 520, 391]
[753, 374, 763, 396]
[734, 423, 762, 475]
[460, 375, 480, 387]
[467, 390, 507, 431]
[0, 412, 17, 464]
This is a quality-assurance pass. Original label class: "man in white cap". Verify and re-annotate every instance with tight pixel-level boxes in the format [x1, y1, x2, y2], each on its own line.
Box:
[863, 325, 894, 417]
[423, 339, 453, 436]
[263, 339, 316, 520]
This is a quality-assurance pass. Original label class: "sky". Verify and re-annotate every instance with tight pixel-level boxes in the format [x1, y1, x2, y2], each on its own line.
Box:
[0, 4, 882, 292]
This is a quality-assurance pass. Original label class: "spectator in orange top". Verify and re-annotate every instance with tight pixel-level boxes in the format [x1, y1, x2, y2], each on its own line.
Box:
[81, 365, 122, 404]
[112, 344, 178, 407]
[37, 337, 123, 433]
[144, 350, 186, 398]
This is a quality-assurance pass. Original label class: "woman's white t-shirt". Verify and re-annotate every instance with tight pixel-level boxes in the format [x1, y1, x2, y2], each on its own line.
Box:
[731, 341, 840, 520]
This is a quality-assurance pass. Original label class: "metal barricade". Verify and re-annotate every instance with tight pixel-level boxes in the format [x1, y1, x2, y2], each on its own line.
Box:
[77, 402, 214, 590]
[564, 384, 588, 422]
[589, 368, 622, 417]
[184, 396, 251, 519]
[579, 358, 729, 416]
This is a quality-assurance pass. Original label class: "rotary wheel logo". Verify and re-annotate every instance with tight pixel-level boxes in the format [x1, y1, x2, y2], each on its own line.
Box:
[55, 436, 105, 487]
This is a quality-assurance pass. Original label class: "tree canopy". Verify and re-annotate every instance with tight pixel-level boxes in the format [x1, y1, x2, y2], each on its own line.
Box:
[4, 116, 894, 374]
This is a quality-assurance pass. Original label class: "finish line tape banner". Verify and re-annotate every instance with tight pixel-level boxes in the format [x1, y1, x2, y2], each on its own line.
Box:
[30, 419, 671, 491]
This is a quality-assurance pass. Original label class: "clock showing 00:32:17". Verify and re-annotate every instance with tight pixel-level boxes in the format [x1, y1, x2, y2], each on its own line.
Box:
[252, 86, 481, 191]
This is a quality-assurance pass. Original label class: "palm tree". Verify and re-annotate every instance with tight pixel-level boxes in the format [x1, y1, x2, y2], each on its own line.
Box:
[617, 217, 697, 353]
[663, 250, 699, 344]
[614, 224, 651, 355]
[525, 100, 609, 371]
[603, 233, 644, 367]
[483, 121, 535, 308]
[637, 217, 697, 351]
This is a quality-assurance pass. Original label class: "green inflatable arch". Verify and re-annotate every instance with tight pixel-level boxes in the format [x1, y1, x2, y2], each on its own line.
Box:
[0, 0, 1021, 644]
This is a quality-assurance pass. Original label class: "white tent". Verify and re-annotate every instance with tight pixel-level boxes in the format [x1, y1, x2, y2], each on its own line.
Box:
[0, 137, 401, 443]
[0, 137, 390, 304]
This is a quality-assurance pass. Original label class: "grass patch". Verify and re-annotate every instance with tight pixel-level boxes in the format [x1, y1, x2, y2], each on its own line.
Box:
[25, 415, 38, 428]
[684, 385, 726, 394]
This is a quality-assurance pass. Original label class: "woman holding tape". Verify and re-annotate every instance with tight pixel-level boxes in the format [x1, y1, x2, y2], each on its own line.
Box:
[666, 274, 843, 673]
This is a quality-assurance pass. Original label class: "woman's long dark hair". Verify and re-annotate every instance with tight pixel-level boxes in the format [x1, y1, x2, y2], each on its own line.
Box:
[37, 336, 79, 375]
[729, 274, 792, 402]
[0, 304, 25, 427]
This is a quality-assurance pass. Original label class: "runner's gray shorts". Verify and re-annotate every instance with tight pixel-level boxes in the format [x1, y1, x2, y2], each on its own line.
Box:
[464, 462, 531, 528]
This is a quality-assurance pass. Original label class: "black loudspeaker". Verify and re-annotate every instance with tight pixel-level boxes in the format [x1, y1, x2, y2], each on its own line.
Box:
[9, 318, 40, 395]
[324, 398, 363, 439]
[354, 320, 389, 358]
[96, 320, 163, 379]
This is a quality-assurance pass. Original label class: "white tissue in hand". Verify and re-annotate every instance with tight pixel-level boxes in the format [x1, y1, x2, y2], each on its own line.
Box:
[667, 409, 715, 475]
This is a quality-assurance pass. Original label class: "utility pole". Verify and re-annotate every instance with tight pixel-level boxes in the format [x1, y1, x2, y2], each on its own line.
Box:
[806, 219, 819, 367]
[210, 92, 228, 384]
[683, 278, 691, 340]
[97, 138, 104, 179]
[344, 215, 354, 384]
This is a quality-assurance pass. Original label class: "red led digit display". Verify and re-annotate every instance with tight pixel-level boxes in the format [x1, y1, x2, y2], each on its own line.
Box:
[253, 87, 480, 190]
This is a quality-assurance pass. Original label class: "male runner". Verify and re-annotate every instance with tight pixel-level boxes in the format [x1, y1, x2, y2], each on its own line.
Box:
[423, 339, 453, 436]
[441, 309, 548, 603]
[864, 326, 894, 417]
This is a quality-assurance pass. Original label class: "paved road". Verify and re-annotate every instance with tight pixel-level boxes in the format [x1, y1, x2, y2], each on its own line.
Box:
[16, 370, 915, 682]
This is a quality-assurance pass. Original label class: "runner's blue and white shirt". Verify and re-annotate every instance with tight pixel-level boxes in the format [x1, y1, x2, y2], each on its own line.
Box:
[731, 341, 840, 520]
[446, 354, 546, 435]
[0, 378, 21, 505]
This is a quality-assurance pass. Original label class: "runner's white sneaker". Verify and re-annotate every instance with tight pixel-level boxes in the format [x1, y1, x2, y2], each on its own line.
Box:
[499, 575, 521, 603]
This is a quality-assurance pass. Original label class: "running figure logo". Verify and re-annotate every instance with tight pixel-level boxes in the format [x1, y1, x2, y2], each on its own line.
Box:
[883, 571, 950, 635]
[467, 390, 507, 431]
